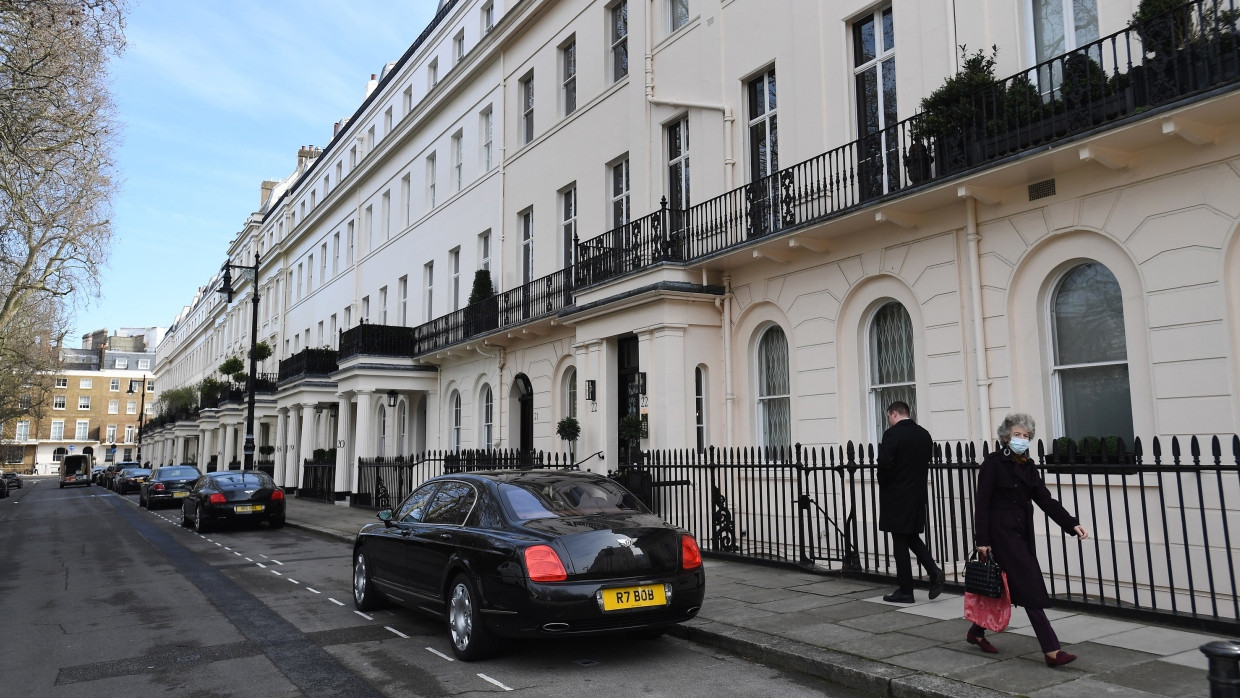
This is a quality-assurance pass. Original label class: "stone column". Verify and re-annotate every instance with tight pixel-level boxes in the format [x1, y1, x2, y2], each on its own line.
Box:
[173, 435, 185, 465]
[221, 424, 235, 469]
[274, 407, 288, 487]
[201, 429, 215, 470]
[298, 403, 317, 494]
[644, 325, 689, 448]
[334, 394, 352, 498]
[354, 389, 374, 460]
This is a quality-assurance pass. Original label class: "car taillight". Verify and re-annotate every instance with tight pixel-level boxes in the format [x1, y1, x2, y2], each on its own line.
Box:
[153, 483, 165, 491]
[681, 534, 702, 570]
[208, 493, 226, 505]
[523, 545, 567, 582]
[270, 489, 284, 501]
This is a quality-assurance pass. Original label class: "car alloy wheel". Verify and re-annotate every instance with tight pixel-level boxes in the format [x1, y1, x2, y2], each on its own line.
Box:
[352, 551, 384, 611]
[194, 504, 210, 533]
[448, 573, 496, 661]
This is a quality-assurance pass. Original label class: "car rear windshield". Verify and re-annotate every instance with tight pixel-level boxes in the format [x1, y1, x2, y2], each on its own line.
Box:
[159, 467, 200, 479]
[212, 472, 274, 488]
[121, 468, 151, 476]
[499, 478, 646, 520]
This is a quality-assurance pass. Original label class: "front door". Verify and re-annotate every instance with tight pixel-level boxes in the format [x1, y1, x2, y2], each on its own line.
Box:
[617, 336, 640, 463]
[514, 374, 534, 456]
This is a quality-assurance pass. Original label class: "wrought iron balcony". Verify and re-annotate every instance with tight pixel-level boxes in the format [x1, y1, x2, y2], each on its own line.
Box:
[339, 321, 418, 360]
[278, 348, 339, 383]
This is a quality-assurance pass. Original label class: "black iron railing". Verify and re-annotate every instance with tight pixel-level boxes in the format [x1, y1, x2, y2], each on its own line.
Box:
[354, 449, 576, 510]
[278, 348, 339, 382]
[618, 434, 1240, 633]
[338, 321, 417, 360]
[298, 460, 336, 502]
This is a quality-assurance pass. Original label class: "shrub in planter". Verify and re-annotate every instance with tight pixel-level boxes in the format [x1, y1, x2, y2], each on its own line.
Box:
[555, 416, 581, 444]
[313, 448, 327, 461]
[466, 269, 498, 334]
[1131, 0, 1193, 57]
[259, 444, 275, 456]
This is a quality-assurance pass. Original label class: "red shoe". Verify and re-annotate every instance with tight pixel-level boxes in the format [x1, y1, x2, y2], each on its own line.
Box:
[966, 632, 999, 654]
[1045, 650, 1077, 667]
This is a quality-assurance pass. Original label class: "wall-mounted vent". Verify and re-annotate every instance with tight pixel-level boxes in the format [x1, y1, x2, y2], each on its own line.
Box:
[1029, 179, 1056, 201]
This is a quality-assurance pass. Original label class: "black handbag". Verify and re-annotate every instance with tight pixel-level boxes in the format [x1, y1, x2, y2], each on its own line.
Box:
[965, 549, 1004, 598]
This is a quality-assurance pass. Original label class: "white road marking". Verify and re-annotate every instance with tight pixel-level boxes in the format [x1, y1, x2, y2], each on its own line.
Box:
[477, 673, 512, 691]
[385, 626, 409, 638]
[271, 560, 284, 565]
[245, 558, 253, 562]
[233, 552, 241, 556]
[329, 598, 345, 606]
[425, 647, 454, 662]
[256, 562, 267, 568]
[355, 611, 373, 620]
[260, 554, 269, 559]
[224, 547, 231, 551]
[271, 570, 282, 576]
[288, 578, 299, 584]
[306, 587, 321, 594]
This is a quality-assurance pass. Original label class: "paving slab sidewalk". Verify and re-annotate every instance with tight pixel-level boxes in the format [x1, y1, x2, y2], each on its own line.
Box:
[284, 497, 1233, 698]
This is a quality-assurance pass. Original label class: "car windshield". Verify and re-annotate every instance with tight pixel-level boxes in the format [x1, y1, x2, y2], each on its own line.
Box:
[159, 467, 200, 479]
[499, 477, 646, 520]
[211, 472, 274, 489]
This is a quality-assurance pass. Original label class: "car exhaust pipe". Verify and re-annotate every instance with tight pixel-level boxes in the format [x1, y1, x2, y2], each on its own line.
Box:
[686, 606, 700, 615]
[542, 622, 571, 632]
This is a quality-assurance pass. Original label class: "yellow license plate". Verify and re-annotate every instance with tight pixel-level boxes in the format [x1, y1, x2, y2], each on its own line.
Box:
[600, 584, 667, 611]
[173, 491, 188, 498]
[235, 504, 263, 513]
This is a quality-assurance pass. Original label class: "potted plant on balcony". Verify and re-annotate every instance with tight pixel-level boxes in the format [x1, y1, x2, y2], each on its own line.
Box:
[465, 268, 498, 335]
[909, 46, 1004, 177]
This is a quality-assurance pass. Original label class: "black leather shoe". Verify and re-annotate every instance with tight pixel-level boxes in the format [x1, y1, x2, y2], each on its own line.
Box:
[929, 569, 945, 600]
[883, 591, 915, 603]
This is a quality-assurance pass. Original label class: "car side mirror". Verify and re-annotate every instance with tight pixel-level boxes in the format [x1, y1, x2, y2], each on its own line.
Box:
[377, 509, 394, 527]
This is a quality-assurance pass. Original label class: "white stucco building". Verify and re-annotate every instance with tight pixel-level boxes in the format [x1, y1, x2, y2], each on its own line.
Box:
[147, 0, 1240, 503]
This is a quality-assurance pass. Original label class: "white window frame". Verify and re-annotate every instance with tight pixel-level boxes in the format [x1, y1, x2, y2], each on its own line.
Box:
[75, 420, 89, 441]
[79, 378, 93, 389]
[669, 0, 690, 32]
[452, 131, 464, 192]
[78, 395, 90, 410]
[611, 156, 630, 227]
[561, 38, 577, 116]
[450, 248, 461, 310]
[51, 420, 65, 441]
[481, 106, 494, 171]
[424, 262, 435, 322]
[108, 399, 119, 414]
[426, 153, 437, 208]
[755, 325, 791, 449]
[611, 1, 629, 82]
[520, 73, 535, 144]
[521, 209, 534, 284]
[561, 185, 577, 269]
[667, 115, 690, 210]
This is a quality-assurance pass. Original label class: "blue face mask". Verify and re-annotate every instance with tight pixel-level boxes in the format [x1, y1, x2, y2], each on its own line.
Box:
[1009, 437, 1030, 455]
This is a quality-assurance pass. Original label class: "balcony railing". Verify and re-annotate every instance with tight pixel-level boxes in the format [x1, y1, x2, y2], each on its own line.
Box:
[338, 321, 418, 360]
[278, 347, 339, 383]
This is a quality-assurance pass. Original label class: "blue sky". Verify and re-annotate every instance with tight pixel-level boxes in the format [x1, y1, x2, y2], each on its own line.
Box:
[74, 0, 437, 345]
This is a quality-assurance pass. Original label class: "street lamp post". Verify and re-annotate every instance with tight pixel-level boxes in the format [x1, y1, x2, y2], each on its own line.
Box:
[127, 375, 147, 465]
[217, 250, 262, 471]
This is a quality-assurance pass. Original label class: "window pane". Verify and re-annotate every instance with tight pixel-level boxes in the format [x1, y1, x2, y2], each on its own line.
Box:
[871, 303, 914, 384]
[1059, 364, 1133, 443]
[758, 328, 789, 397]
[1054, 263, 1126, 365]
[854, 13, 875, 65]
[873, 384, 917, 442]
[856, 68, 880, 135]
[762, 395, 791, 449]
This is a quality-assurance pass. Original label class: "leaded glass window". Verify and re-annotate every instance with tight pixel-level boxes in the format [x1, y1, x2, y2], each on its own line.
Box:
[1051, 262, 1133, 444]
[868, 302, 916, 441]
[757, 326, 791, 449]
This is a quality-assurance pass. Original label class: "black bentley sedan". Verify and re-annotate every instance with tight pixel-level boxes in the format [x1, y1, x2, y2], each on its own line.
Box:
[351, 470, 705, 661]
[139, 465, 202, 509]
[113, 467, 151, 495]
[180, 470, 286, 532]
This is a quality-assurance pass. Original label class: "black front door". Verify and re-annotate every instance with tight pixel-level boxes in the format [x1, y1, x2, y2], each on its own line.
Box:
[617, 336, 640, 463]
[515, 374, 534, 455]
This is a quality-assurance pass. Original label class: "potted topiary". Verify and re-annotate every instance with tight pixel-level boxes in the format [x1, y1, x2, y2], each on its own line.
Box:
[556, 416, 581, 460]
[259, 444, 275, 457]
[618, 413, 646, 464]
[465, 269, 498, 335]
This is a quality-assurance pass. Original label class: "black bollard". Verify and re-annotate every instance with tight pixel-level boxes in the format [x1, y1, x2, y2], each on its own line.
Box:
[1201, 640, 1240, 698]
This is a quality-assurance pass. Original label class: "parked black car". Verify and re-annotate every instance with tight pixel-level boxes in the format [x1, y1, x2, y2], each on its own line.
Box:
[351, 470, 705, 661]
[180, 471, 286, 533]
[139, 465, 201, 509]
[113, 467, 151, 494]
[2, 472, 23, 489]
[100, 461, 139, 489]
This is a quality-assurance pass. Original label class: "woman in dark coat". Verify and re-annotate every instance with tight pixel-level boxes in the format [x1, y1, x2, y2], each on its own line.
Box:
[968, 413, 1089, 667]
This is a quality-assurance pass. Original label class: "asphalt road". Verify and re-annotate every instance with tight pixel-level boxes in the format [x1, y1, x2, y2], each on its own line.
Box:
[0, 477, 866, 697]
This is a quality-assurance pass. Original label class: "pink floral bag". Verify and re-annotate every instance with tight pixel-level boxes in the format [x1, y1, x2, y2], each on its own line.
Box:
[964, 571, 1011, 631]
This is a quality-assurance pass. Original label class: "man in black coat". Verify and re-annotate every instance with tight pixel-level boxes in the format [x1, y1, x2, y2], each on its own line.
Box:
[876, 401, 944, 603]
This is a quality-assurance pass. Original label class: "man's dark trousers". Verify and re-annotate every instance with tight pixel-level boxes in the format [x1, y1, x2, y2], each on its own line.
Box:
[891, 533, 936, 594]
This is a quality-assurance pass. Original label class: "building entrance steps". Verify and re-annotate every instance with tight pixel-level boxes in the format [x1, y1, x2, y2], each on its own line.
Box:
[284, 497, 1234, 697]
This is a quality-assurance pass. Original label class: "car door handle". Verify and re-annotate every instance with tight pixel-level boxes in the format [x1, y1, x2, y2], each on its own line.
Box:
[437, 533, 452, 541]
[399, 529, 412, 537]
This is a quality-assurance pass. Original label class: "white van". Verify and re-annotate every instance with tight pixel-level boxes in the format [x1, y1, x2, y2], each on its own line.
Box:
[59, 454, 92, 488]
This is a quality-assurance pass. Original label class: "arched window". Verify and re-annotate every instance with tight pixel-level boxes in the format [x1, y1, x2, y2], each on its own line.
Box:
[480, 385, 493, 449]
[868, 301, 916, 441]
[53, 447, 67, 462]
[396, 401, 407, 456]
[450, 391, 462, 451]
[377, 403, 388, 457]
[756, 326, 790, 448]
[695, 365, 708, 451]
[565, 368, 577, 419]
[1051, 262, 1133, 444]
